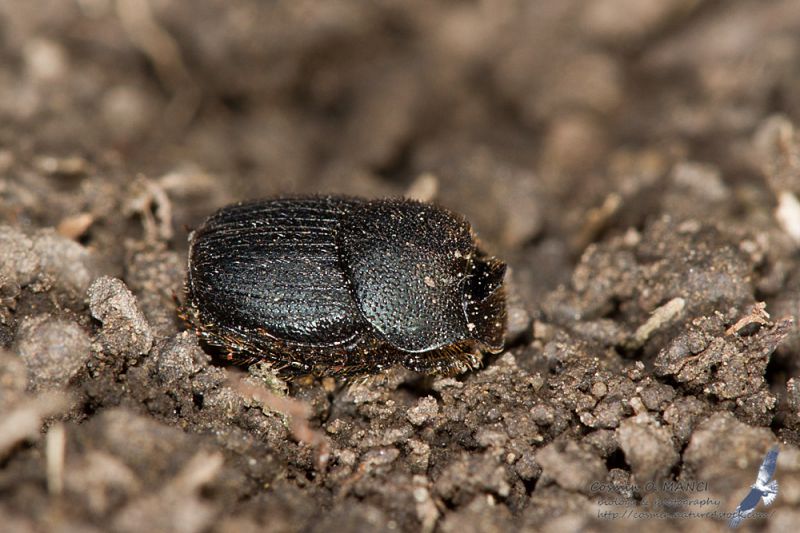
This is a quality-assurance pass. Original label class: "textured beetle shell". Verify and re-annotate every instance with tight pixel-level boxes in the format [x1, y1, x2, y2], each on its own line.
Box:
[183, 196, 507, 376]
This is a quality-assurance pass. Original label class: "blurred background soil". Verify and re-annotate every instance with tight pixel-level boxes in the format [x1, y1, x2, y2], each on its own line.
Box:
[1, 1, 800, 531]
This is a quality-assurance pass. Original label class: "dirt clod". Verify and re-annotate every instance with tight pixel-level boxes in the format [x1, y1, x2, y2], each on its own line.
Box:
[88, 276, 153, 360]
[16, 315, 91, 389]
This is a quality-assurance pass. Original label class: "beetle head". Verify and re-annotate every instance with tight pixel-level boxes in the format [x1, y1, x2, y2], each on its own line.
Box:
[464, 254, 507, 352]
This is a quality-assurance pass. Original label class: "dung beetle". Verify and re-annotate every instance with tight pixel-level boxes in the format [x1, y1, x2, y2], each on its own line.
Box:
[181, 196, 506, 377]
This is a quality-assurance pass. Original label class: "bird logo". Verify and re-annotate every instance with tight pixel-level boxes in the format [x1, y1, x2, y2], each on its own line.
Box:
[728, 446, 779, 528]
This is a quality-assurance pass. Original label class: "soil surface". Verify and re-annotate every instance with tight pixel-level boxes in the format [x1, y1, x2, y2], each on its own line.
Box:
[2, 1, 800, 532]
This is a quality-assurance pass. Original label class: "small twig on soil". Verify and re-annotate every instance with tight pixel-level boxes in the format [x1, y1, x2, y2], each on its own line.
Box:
[229, 374, 331, 471]
[626, 297, 685, 350]
[776, 191, 800, 244]
[574, 192, 622, 251]
[46, 422, 66, 496]
[124, 175, 174, 242]
[726, 302, 770, 336]
[0, 391, 71, 459]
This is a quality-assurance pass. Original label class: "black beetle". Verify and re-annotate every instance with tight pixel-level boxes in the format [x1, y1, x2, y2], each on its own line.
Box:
[181, 196, 507, 377]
